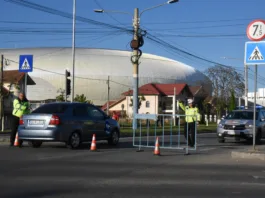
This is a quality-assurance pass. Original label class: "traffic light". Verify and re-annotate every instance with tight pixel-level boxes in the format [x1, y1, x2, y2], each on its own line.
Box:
[65, 70, 71, 96]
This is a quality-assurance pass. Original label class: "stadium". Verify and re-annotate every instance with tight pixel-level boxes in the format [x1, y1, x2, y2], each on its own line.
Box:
[1, 48, 211, 105]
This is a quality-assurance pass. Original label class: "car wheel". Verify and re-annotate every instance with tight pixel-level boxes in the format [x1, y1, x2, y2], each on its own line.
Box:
[108, 130, 119, 146]
[28, 141, 43, 148]
[218, 138, 225, 143]
[68, 132, 81, 149]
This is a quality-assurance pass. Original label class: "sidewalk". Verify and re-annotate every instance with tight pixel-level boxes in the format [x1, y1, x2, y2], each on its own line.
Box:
[231, 145, 265, 161]
[0, 132, 9, 143]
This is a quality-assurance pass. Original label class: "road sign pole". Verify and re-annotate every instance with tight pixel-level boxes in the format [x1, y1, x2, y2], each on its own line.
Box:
[253, 64, 258, 151]
[24, 73, 28, 96]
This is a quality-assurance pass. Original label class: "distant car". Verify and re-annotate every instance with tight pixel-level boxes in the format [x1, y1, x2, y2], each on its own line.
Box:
[217, 108, 265, 144]
[18, 102, 120, 149]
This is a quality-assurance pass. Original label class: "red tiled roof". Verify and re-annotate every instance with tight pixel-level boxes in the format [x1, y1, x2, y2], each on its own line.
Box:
[122, 83, 190, 96]
[101, 100, 117, 111]
[122, 84, 161, 96]
[3, 70, 35, 85]
[189, 86, 202, 96]
[101, 97, 126, 111]
[153, 83, 187, 95]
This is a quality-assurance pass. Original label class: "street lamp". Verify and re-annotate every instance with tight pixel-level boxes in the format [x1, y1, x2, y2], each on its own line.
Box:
[71, 0, 76, 103]
[94, 1, 179, 130]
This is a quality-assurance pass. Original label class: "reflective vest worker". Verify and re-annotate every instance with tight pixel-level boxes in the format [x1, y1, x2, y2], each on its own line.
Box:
[10, 92, 30, 147]
[179, 99, 201, 147]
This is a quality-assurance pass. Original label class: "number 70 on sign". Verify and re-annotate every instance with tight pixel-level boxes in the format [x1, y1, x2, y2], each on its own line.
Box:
[247, 20, 265, 41]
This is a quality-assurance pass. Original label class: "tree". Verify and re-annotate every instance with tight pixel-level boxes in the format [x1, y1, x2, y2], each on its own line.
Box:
[56, 89, 65, 102]
[206, 65, 244, 118]
[129, 95, 146, 110]
[74, 94, 93, 104]
[228, 89, 236, 112]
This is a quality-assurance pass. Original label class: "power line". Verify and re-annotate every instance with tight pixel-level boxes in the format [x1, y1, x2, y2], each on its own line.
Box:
[94, 0, 126, 27]
[4, 0, 132, 33]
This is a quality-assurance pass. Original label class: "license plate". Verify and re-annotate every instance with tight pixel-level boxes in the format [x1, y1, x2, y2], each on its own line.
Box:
[28, 120, 44, 125]
[228, 131, 235, 135]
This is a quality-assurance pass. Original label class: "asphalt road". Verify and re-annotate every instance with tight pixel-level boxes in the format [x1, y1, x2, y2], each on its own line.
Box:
[0, 134, 265, 198]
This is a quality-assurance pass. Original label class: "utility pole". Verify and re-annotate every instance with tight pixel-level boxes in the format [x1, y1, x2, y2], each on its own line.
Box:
[71, 0, 76, 103]
[132, 8, 139, 130]
[253, 64, 257, 151]
[244, 64, 248, 108]
[107, 76, 110, 115]
[0, 55, 4, 131]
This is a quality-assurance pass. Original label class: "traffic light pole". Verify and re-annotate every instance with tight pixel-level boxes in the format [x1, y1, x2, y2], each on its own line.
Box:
[65, 70, 67, 102]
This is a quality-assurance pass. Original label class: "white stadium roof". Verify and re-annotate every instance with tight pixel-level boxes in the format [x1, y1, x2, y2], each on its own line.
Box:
[0, 48, 210, 105]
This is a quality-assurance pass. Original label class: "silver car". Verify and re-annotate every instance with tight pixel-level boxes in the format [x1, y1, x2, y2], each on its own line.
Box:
[18, 102, 120, 149]
[217, 108, 265, 144]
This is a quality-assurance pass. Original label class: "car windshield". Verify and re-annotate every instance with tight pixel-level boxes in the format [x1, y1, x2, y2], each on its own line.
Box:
[226, 111, 258, 120]
[32, 104, 69, 114]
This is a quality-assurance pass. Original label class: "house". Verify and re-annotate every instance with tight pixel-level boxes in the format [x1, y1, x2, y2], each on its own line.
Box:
[1, 70, 35, 130]
[101, 83, 194, 118]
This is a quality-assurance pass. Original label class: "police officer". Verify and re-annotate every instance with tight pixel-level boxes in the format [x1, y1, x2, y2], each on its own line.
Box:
[10, 92, 30, 147]
[179, 99, 201, 147]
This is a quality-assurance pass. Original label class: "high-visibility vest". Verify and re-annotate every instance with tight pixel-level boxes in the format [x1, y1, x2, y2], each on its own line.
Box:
[179, 102, 201, 123]
[12, 99, 30, 118]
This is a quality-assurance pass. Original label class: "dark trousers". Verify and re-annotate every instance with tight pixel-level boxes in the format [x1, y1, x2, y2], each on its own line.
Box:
[184, 122, 196, 147]
[10, 115, 22, 146]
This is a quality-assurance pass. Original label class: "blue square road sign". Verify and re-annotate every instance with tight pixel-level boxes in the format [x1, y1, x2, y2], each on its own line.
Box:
[19, 55, 33, 72]
[245, 41, 265, 65]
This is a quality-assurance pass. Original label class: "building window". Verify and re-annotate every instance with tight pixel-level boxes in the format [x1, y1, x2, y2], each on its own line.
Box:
[146, 101, 150, 108]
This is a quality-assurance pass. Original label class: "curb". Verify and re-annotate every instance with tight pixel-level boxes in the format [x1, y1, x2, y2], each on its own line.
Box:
[231, 150, 265, 161]
[0, 131, 216, 143]
[0, 137, 9, 143]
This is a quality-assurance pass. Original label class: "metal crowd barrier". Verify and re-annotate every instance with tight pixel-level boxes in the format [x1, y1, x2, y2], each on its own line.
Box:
[133, 114, 197, 155]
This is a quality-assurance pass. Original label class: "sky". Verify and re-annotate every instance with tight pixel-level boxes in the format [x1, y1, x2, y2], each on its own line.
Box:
[1, 0, 265, 92]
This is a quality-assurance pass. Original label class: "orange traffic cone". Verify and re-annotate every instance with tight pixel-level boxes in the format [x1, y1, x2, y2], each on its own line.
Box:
[14, 132, 19, 147]
[154, 137, 160, 156]
[90, 134, 97, 151]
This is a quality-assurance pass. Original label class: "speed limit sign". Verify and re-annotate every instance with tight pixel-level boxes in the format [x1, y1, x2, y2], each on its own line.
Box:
[247, 20, 265, 41]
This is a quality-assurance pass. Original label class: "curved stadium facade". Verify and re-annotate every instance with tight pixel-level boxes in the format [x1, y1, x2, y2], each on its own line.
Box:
[1, 48, 211, 105]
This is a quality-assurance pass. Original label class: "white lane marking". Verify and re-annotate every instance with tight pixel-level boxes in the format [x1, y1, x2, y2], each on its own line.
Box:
[198, 148, 217, 152]
[253, 176, 265, 179]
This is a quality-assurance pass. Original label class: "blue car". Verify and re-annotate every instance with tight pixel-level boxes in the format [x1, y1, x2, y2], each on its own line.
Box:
[18, 102, 120, 149]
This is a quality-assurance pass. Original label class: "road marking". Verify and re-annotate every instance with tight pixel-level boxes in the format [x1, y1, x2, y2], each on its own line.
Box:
[198, 148, 217, 152]
[253, 176, 265, 179]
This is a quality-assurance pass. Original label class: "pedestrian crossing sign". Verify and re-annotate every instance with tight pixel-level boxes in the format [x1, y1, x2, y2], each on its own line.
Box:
[245, 41, 265, 65]
[19, 55, 33, 72]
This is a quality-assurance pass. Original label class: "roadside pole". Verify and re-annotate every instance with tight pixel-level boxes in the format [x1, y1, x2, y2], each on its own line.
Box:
[71, 0, 76, 103]
[244, 64, 248, 108]
[24, 73, 28, 96]
[173, 87, 176, 126]
[0, 55, 4, 131]
[245, 19, 265, 151]
[132, 8, 139, 130]
[253, 64, 257, 150]
[107, 76, 110, 115]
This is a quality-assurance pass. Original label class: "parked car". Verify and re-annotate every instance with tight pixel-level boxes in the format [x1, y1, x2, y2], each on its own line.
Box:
[18, 102, 120, 149]
[217, 107, 265, 144]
